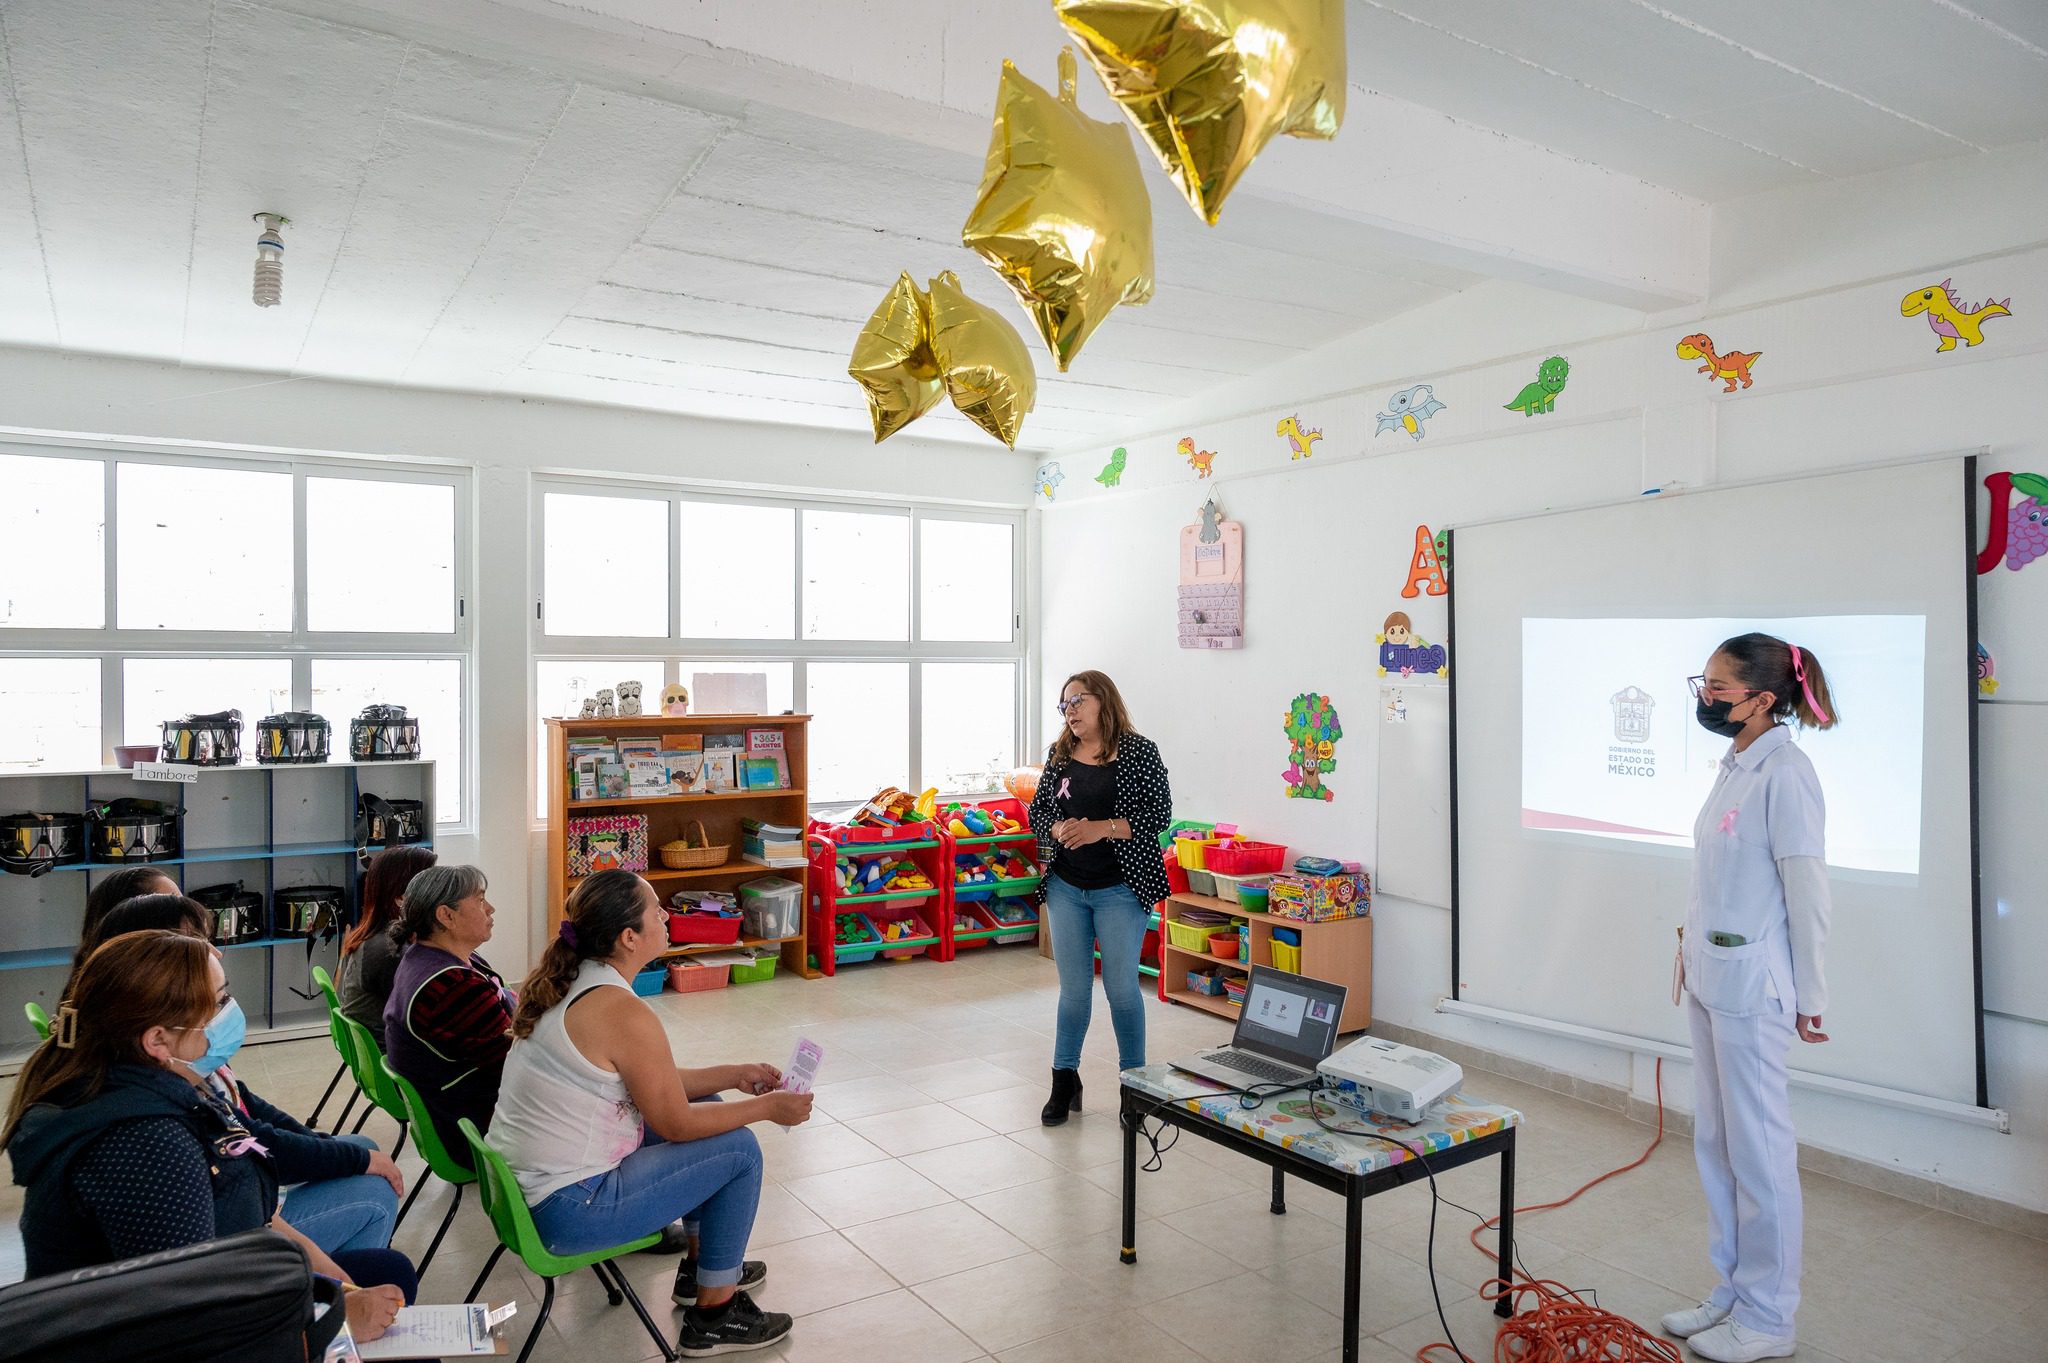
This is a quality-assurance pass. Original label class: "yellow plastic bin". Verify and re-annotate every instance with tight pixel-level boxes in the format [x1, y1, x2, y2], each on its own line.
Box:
[1270, 940, 1302, 974]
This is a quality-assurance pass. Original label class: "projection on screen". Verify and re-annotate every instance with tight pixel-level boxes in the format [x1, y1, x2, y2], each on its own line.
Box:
[1519, 616, 1924, 876]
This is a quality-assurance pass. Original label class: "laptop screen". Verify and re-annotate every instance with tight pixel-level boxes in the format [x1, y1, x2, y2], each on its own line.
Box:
[1233, 966, 1347, 1068]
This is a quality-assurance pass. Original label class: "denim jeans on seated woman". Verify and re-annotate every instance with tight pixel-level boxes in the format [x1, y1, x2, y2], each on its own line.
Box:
[281, 1133, 400, 1256]
[528, 1127, 762, 1285]
[1046, 876, 1150, 1071]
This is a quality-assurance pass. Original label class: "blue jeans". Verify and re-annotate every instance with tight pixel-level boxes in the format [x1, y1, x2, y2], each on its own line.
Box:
[529, 1128, 762, 1284]
[1046, 876, 1150, 1071]
[282, 1133, 400, 1256]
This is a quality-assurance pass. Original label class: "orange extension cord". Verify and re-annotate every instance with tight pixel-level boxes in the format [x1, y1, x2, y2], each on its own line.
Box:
[1417, 1058, 1684, 1363]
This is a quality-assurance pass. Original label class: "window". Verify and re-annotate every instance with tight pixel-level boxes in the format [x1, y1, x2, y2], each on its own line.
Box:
[534, 658, 669, 817]
[0, 454, 103, 629]
[0, 659, 101, 769]
[538, 483, 1023, 813]
[0, 445, 471, 821]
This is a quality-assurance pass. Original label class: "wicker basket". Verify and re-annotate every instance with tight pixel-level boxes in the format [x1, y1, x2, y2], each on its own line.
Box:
[659, 821, 729, 870]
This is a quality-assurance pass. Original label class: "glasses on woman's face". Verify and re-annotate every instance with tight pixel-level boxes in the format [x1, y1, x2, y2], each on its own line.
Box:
[1055, 694, 1094, 716]
[1687, 675, 1766, 702]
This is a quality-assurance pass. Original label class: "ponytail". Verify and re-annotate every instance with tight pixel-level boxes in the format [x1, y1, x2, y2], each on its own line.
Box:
[1716, 632, 1840, 731]
[510, 869, 652, 1039]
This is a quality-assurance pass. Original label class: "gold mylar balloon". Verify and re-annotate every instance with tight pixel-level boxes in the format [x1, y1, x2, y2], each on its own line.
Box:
[848, 272, 944, 442]
[962, 49, 1155, 372]
[927, 271, 1037, 448]
[1054, 0, 1346, 225]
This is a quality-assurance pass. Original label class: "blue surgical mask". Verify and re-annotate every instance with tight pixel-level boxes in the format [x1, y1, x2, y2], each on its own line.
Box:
[185, 999, 247, 1076]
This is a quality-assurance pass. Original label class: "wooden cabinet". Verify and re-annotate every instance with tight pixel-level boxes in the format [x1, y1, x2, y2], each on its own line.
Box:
[1158, 891, 1372, 1034]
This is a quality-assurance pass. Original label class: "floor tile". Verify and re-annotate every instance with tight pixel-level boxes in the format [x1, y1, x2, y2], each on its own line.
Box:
[772, 1287, 984, 1363]
[846, 1103, 998, 1157]
[784, 1159, 953, 1229]
[1140, 1270, 1344, 1362]
[810, 1074, 940, 1122]
[902, 1134, 1064, 1199]
[913, 1250, 1119, 1353]
[1040, 1221, 1242, 1307]
[968, 1174, 1127, 1248]
[992, 1311, 1208, 1363]
[841, 1201, 1031, 1285]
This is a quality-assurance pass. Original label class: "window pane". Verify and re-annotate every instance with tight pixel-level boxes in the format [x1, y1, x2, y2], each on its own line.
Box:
[0, 455, 103, 629]
[534, 659, 668, 817]
[0, 659, 103, 769]
[117, 463, 293, 630]
[543, 493, 669, 637]
[803, 510, 908, 641]
[313, 658, 462, 823]
[921, 663, 1016, 795]
[919, 520, 1013, 642]
[679, 503, 794, 639]
[686, 662, 794, 716]
[807, 662, 907, 803]
[123, 658, 292, 749]
[307, 478, 455, 632]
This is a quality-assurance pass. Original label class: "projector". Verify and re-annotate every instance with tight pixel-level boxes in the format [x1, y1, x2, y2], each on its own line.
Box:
[1317, 1036, 1462, 1123]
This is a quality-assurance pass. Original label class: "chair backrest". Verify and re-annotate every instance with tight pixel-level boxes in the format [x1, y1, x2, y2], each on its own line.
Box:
[336, 1014, 408, 1122]
[23, 1002, 49, 1043]
[380, 1057, 475, 1185]
[457, 1118, 549, 1266]
[309, 964, 341, 1014]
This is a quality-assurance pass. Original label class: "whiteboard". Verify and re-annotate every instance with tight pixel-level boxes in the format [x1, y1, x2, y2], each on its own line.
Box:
[1375, 682, 1452, 907]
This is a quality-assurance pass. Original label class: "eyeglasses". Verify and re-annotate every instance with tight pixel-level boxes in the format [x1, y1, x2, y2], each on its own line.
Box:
[1055, 694, 1094, 715]
[1687, 676, 1766, 702]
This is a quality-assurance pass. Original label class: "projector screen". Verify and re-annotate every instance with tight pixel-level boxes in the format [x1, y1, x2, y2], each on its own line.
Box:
[1452, 460, 1982, 1107]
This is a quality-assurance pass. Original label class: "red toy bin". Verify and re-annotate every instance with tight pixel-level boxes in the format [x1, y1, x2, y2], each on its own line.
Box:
[809, 816, 940, 847]
[1162, 848, 1191, 896]
[668, 910, 742, 946]
[1205, 840, 1286, 876]
[869, 898, 938, 960]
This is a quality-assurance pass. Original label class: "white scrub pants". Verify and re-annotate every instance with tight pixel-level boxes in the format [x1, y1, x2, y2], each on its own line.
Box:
[1686, 991, 1802, 1338]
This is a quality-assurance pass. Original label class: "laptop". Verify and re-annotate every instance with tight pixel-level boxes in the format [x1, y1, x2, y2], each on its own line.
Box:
[1170, 966, 1348, 1089]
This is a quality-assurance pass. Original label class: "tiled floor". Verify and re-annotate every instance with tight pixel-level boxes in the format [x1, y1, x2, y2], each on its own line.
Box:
[4, 944, 2042, 1362]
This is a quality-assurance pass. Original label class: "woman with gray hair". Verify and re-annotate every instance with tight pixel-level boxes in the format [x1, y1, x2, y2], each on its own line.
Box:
[382, 865, 515, 1158]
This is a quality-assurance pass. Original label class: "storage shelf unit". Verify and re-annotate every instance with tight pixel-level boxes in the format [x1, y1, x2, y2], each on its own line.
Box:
[943, 796, 1042, 954]
[803, 825, 949, 974]
[544, 714, 812, 981]
[1157, 891, 1372, 1032]
[0, 758, 435, 1071]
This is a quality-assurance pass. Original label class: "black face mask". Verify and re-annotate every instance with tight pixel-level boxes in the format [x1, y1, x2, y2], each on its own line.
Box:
[1695, 697, 1748, 738]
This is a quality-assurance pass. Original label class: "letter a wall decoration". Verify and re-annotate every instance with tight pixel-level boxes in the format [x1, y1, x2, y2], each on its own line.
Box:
[1400, 524, 1448, 598]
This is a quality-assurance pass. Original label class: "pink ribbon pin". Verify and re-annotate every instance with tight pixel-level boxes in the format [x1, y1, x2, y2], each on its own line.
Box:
[1057, 777, 1071, 800]
[1719, 808, 1739, 835]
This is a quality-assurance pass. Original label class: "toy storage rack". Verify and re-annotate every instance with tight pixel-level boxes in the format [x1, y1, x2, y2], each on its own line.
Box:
[0, 759, 435, 1072]
[545, 714, 812, 979]
[805, 824, 950, 974]
[943, 795, 1043, 950]
[1158, 890, 1373, 1033]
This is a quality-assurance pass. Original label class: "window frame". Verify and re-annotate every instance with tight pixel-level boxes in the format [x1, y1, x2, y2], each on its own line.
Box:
[0, 438, 476, 830]
[533, 476, 1027, 821]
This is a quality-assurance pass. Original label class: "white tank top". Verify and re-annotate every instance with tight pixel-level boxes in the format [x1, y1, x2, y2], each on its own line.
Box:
[492, 960, 646, 1203]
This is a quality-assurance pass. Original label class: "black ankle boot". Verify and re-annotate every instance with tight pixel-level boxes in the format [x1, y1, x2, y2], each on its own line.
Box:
[1042, 1068, 1082, 1126]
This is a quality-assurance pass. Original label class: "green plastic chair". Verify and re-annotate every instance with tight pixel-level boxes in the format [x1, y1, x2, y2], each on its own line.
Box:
[457, 1118, 675, 1363]
[380, 1056, 477, 1274]
[335, 1012, 411, 1161]
[23, 1002, 49, 1043]
[305, 965, 364, 1132]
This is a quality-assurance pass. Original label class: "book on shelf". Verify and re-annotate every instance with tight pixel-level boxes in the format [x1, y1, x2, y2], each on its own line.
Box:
[665, 751, 706, 795]
[741, 817, 804, 866]
[595, 761, 629, 798]
[702, 751, 737, 793]
[739, 754, 787, 790]
[663, 733, 705, 754]
[740, 818, 802, 838]
[704, 733, 745, 752]
[742, 847, 807, 868]
[746, 728, 785, 753]
[626, 756, 668, 796]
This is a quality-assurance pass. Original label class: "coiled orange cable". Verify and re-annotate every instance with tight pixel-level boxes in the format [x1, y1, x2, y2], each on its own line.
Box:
[1417, 1058, 1682, 1363]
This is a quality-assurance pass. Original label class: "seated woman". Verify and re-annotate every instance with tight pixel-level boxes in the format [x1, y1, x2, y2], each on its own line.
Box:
[493, 870, 812, 1355]
[72, 865, 178, 974]
[339, 844, 439, 1034]
[4, 930, 413, 1344]
[383, 864, 515, 1157]
[61, 895, 408, 1257]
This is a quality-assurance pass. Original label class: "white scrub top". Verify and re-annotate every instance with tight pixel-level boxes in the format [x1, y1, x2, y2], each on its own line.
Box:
[1684, 725, 1826, 1017]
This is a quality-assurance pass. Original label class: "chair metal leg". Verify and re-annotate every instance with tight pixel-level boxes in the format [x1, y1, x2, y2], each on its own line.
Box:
[393, 1172, 429, 1233]
[416, 1185, 463, 1278]
[389, 1119, 408, 1162]
[463, 1244, 507, 1303]
[513, 1275, 554, 1363]
[350, 1101, 373, 1135]
[329, 1087, 360, 1134]
[590, 1261, 623, 1305]
[611, 1262, 680, 1362]
[307, 1061, 346, 1127]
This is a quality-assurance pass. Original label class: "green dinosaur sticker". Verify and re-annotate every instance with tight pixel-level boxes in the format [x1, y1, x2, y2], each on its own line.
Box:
[1505, 356, 1570, 416]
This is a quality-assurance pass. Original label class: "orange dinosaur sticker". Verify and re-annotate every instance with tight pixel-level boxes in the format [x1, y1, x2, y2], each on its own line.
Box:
[1676, 334, 1760, 392]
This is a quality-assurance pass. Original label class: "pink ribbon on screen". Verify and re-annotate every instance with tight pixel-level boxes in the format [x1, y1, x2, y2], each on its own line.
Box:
[1790, 646, 1831, 724]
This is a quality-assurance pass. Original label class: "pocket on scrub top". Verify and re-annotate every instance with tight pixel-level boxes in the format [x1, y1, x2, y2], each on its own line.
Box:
[1690, 938, 1779, 1016]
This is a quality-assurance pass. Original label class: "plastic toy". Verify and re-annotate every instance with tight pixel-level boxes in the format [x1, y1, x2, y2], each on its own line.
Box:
[850, 786, 921, 828]
[913, 787, 938, 820]
[834, 913, 876, 946]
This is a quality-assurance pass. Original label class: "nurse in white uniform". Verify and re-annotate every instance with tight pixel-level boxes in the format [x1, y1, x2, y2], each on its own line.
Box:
[1663, 632, 1838, 1363]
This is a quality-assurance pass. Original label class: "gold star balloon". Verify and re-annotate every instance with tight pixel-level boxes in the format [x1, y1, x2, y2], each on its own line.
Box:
[848, 271, 944, 442]
[962, 48, 1155, 372]
[1054, 0, 1347, 225]
[927, 271, 1038, 448]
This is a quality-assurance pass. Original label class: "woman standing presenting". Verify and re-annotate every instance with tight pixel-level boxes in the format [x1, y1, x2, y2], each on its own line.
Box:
[1665, 633, 1837, 1363]
[1028, 670, 1172, 1126]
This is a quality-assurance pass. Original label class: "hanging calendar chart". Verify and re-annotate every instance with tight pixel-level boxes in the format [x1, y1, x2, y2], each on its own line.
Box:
[1177, 500, 1244, 649]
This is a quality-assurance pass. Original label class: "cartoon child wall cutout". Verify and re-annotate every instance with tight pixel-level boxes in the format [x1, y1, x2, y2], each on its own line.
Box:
[1377, 611, 1448, 679]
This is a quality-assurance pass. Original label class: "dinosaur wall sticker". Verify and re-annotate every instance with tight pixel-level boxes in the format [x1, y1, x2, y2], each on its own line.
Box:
[1676, 334, 1761, 392]
[1177, 436, 1216, 478]
[1276, 415, 1323, 458]
[1505, 356, 1569, 416]
[1094, 447, 1127, 488]
[1901, 278, 2011, 352]
[1035, 461, 1064, 501]
[1375, 384, 1446, 441]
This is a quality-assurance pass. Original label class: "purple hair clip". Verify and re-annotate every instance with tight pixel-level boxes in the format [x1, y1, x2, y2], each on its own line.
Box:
[558, 920, 579, 948]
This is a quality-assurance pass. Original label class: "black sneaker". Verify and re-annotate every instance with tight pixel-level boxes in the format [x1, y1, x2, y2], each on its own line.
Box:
[673, 1257, 768, 1307]
[675, 1290, 792, 1355]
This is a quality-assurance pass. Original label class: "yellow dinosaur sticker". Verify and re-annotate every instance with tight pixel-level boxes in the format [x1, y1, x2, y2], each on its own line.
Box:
[1901, 278, 2011, 353]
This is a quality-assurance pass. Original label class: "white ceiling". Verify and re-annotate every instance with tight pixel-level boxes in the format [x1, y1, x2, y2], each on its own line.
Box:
[0, 0, 2041, 453]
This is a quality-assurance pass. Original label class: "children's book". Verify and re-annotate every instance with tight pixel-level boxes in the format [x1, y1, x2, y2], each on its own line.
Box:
[666, 751, 706, 795]
[702, 751, 737, 792]
[595, 761, 629, 798]
[740, 754, 787, 790]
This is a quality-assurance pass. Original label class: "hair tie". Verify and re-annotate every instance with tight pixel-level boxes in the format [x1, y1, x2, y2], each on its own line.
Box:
[1789, 646, 1831, 724]
[557, 920, 579, 949]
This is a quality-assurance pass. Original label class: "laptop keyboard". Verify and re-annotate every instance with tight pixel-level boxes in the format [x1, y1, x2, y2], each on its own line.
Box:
[1206, 1051, 1305, 1084]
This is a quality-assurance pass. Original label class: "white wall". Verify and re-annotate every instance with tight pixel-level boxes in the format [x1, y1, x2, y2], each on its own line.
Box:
[1036, 139, 2048, 1217]
[0, 346, 1036, 980]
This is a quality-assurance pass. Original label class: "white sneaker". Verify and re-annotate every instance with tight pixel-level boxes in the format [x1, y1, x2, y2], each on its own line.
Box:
[1687, 1319, 1796, 1362]
[1660, 1301, 1731, 1338]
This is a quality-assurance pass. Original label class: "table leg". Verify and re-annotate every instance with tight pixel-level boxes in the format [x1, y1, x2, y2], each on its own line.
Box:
[1120, 1101, 1138, 1265]
[1342, 1181, 1363, 1363]
[1270, 1165, 1287, 1215]
[1495, 1133, 1516, 1318]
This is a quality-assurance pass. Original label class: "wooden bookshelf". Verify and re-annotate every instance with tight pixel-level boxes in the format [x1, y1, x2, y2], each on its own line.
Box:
[1158, 891, 1372, 1033]
[544, 714, 815, 980]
